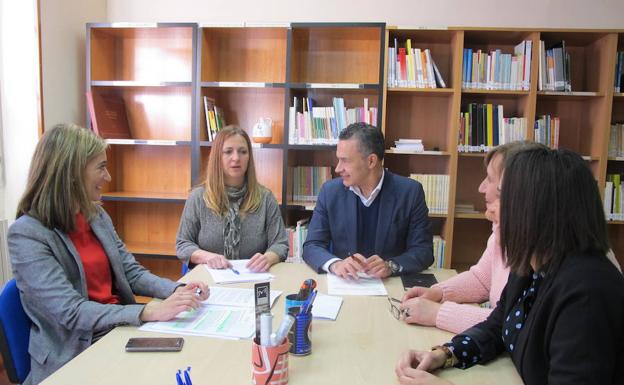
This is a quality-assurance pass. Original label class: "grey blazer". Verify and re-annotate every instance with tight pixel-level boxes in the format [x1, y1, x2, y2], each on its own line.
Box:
[8, 207, 179, 385]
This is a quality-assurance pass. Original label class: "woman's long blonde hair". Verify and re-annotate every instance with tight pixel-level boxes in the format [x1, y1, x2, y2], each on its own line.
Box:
[16, 123, 108, 232]
[203, 125, 263, 216]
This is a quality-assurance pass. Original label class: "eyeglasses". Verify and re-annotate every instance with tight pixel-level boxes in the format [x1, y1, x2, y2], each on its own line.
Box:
[387, 297, 409, 320]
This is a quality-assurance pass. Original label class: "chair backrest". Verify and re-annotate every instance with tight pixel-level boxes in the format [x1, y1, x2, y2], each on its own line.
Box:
[0, 279, 31, 383]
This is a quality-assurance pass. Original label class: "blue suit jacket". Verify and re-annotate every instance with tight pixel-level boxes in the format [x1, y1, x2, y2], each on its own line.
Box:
[303, 170, 433, 274]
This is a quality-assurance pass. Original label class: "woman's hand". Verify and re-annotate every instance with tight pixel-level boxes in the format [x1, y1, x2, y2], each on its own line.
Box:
[396, 349, 447, 374]
[140, 283, 208, 322]
[402, 286, 443, 303]
[246, 252, 280, 272]
[401, 297, 441, 326]
[191, 250, 231, 269]
[396, 367, 454, 385]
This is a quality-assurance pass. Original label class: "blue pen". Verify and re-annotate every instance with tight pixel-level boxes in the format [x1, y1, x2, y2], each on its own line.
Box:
[300, 290, 318, 314]
[184, 367, 193, 385]
[230, 267, 240, 275]
[176, 370, 185, 385]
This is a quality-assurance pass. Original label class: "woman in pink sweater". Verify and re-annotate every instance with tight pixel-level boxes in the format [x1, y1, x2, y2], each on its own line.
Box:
[401, 142, 621, 334]
[399, 142, 531, 334]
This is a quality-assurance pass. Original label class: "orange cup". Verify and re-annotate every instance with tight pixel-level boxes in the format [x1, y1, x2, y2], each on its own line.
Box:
[251, 338, 290, 385]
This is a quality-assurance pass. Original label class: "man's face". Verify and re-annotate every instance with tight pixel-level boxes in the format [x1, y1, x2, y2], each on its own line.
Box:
[335, 138, 371, 189]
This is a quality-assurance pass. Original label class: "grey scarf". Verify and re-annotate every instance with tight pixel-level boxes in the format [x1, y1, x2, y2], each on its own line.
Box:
[223, 184, 247, 260]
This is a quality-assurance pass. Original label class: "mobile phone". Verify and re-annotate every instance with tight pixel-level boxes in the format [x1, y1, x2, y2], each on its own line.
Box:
[401, 273, 438, 290]
[124, 337, 184, 352]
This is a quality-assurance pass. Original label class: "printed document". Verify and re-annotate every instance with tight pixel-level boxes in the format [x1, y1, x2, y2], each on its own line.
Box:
[205, 259, 274, 284]
[327, 273, 388, 296]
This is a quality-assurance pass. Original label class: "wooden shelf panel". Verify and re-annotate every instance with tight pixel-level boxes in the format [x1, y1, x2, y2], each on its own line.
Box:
[201, 81, 286, 88]
[102, 191, 188, 203]
[106, 139, 191, 146]
[102, 200, 184, 257]
[291, 26, 382, 84]
[388, 88, 454, 94]
[90, 26, 194, 82]
[290, 83, 380, 90]
[386, 92, 454, 151]
[90, 86, 192, 141]
[201, 87, 286, 144]
[454, 212, 486, 219]
[608, 157, 624, 161]
[608, 220, 624, 225]
[201, 27, 287, 83]
[537, 91, 605, 99]
[105, 145, 191, 195]
[92, 80, 192, 87]
[462, 89, 530, 95]
[385, 149, 451, 156]
[287, 144, 337, 151]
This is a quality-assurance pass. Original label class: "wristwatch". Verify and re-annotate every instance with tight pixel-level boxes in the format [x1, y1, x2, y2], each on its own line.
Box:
[384, 260, 402, 275]
[431, 345, 456, 369]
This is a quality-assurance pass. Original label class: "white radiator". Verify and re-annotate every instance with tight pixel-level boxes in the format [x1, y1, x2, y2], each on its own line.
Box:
[0, 219, 11, 286]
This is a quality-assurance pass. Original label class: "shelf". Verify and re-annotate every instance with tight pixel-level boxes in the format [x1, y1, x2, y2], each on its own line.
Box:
[91, 80, 192, 87]
[608, 156, 624, 161]
[462, 89, 529, 95]
[429, 213, 448, 218]
[106, 139, 191, 146]
[385, 149, 451, 156]
[614, 93, 624, 98]
[537, 91, 605, 99]
[582, 155, 599, 161]
[289, 83, 380, 90]
[201, 81, 286, 88]
[199, 141, 284, 149]
[608, 220, 624, 225]
[287, 144, 337, 150]
[101, 191, 188, 203]
[125, 241, 177, 257]
[458, 152, 487, 157]
[286, 201, 316, 211]
[455, 212, 486, 219]
[387, 87, 454, 94]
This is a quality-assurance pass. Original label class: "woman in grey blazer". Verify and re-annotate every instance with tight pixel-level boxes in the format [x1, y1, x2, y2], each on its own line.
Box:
[176, 125, 288, 272]
[8, 124, 209, 385]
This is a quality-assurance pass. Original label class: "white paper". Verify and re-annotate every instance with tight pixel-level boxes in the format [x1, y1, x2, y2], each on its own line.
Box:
[205, 259, 274, 284]
[139, 305, 255, 339]
[311, 293, 343, 320]
[204, 286, 281, 308]
[327, 273, 388, 296]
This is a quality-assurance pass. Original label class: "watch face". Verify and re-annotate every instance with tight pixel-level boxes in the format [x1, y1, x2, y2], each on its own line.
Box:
[388, 260, 399, 274]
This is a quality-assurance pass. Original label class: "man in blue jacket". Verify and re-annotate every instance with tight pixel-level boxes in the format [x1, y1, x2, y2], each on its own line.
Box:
[303, 122, 433, 279]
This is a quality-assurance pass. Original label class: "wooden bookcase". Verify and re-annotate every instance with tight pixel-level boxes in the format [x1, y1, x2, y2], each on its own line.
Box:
[87, 23, 624, 275]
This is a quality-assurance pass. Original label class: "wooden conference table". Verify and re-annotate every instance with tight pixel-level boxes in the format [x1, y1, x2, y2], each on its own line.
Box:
[40, 263, 523, 385]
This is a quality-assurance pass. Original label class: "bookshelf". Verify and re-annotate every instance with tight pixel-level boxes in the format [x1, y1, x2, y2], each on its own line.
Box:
[87, 23, 624, 274]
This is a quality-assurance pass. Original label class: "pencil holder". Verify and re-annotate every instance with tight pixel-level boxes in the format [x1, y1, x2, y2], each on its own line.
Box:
[251, 338, 290, 385]
[287, 307, 312, 356]
[284, 294, 306, 314]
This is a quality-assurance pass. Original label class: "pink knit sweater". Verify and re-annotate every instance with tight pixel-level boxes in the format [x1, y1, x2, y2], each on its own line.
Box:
[433, 226, 509, 334]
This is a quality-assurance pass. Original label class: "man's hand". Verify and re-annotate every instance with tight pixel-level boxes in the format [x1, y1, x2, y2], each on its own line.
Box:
[329, 253, 367, 279]
[366, 255, 391, 278]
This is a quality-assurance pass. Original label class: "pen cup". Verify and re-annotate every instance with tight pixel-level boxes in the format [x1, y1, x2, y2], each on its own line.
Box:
[251, 338, 290, 385]
[287, 307, 312, 356]
[284, 294, 306, 315]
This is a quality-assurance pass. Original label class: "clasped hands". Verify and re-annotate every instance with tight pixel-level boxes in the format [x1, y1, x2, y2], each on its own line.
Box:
[329, 253, 391, 279]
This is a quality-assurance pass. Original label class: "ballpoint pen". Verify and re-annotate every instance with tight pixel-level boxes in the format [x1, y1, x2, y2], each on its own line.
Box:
[176, 370, 184, 385]
[184, 367, 193, 385]
[230, 267, 240, 275]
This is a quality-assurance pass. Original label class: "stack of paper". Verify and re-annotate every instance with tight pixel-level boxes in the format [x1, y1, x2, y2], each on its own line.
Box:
[140, 287, 282, 339]
[326, 273, 388, 296]
[205, 259, 274, 284]
[311, 293, 343, 320]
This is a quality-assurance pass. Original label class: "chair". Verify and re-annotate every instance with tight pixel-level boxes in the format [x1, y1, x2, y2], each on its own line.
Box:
[0, 279, 31, 383]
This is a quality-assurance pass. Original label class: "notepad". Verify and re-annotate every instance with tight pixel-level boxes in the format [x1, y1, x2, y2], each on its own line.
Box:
[311, 293, 343, 320]
[326, 273, 388, 296]
[205, 259, 274, 284]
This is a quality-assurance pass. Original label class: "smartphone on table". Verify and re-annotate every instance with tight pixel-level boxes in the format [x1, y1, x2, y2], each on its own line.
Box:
[125, 337, 184, 352]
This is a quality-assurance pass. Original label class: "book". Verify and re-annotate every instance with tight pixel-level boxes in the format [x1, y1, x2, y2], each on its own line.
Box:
[87, 92, 132, 139]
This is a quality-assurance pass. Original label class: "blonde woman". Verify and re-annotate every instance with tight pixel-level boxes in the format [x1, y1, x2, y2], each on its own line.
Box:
[176, 125, 288, 272]
[9, 124, 208, 385]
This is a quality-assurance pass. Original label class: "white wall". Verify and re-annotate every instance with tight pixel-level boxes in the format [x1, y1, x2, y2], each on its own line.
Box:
[107, 0, 624, 29]
[40, 0, 107, 129]
[0, 0, 41, 224]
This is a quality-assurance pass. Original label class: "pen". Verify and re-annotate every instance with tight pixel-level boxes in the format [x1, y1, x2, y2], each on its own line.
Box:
[195, 287, 203, 296]
[300, 290, 318, 314]
[230, 267, 240, 275]
[184, 367, 193, 385]
[176, 370, 184, 385]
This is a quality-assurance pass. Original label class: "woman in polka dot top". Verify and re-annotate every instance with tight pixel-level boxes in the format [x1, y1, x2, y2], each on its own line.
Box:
[395, 147, 624, 385]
